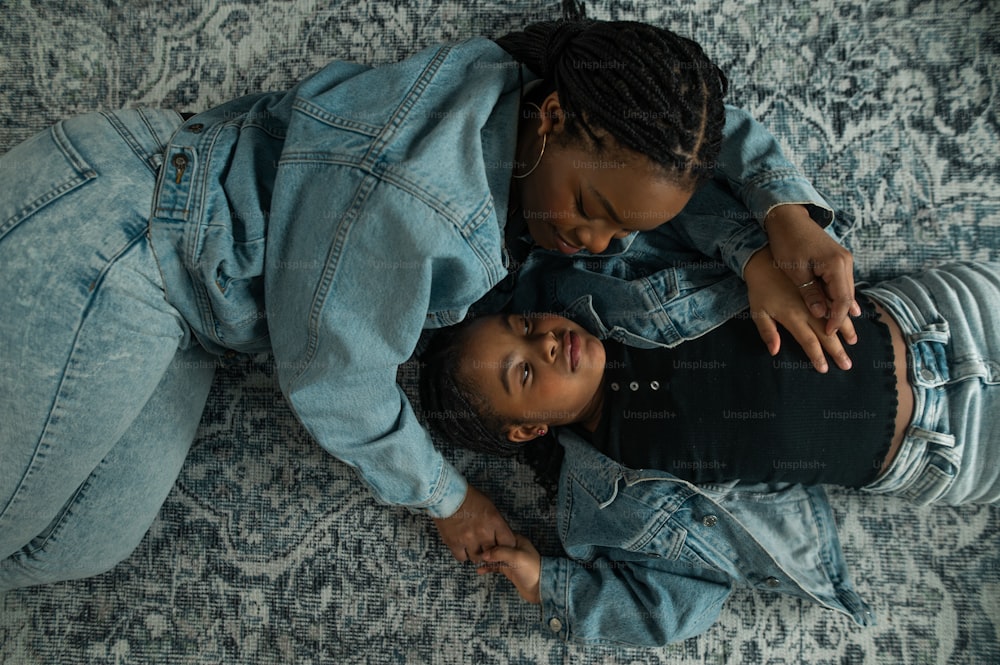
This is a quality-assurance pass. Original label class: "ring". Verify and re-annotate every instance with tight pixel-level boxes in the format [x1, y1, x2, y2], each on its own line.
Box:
[797, 280, 816, 289]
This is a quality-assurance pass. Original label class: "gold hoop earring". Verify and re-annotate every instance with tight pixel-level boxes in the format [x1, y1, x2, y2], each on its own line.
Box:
[513, 103, 546, 179]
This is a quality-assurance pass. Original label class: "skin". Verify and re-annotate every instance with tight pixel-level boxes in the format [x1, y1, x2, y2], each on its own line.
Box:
[458, 313, 608, 440]
[434, 92, 862, 564]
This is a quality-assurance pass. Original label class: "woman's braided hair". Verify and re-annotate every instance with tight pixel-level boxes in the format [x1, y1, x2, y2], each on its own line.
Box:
[495, 5, 728, 186]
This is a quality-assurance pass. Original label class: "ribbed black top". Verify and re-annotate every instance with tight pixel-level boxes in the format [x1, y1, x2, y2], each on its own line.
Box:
[578, 297, 898, 487]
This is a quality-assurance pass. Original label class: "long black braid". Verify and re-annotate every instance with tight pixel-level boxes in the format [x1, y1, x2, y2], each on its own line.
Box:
[494, 6, 728, 185]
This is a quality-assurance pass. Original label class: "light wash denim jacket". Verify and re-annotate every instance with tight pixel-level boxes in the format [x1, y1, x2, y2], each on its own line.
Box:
[538, 434, 874, 646]
[149, 36, 835, 518]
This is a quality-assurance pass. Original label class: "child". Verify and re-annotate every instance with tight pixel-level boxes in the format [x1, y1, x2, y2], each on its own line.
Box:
[419, 255, 1000, 645]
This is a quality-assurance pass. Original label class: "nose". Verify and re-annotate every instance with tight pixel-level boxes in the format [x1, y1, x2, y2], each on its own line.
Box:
[530, 329, 559, 364]
[573, 222, 628, 254]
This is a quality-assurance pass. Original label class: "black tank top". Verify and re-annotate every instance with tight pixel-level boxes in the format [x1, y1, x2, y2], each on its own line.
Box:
[579, 297, 898, 487]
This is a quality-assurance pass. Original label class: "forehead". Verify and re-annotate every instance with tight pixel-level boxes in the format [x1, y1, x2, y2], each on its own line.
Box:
[574, 151, 693, 227]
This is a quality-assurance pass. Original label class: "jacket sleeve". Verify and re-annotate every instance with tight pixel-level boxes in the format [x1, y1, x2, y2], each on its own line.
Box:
[717, 105, 834, 228]
[658, 105, 836, 277]
[536, 553, 733, 646]
[264, 163, 500, 518]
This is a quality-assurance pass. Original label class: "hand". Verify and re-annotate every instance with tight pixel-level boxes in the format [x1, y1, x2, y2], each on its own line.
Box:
[744, 245, 857, 372]
[432, 484, 516, 563]
[477, 534, 542, 604]
[763, 204, 861, 336]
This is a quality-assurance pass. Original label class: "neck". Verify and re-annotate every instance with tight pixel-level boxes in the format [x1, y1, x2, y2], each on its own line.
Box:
[577, 381, 605, 432]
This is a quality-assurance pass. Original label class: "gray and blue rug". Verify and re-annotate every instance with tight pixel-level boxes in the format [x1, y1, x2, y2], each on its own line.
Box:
[1, 1, 998, 663]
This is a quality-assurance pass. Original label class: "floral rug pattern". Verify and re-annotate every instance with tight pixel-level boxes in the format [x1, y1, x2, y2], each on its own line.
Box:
[1, 1, 998, 663]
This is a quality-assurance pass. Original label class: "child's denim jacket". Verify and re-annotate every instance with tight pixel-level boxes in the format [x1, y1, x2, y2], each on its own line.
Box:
[148, 35, 835, 519]
[537, 433, 874, 646]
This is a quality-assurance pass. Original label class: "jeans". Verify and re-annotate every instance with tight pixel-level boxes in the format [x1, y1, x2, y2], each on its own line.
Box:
[0, 110, 216, 590]
[861, 262, 1000, 505]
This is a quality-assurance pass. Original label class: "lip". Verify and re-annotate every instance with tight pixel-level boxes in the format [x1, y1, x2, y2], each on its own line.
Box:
[564, 330, 580, 371]
[552, 228, 582, 255]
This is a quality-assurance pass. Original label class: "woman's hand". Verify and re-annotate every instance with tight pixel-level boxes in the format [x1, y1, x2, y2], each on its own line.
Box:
[432, 484, 516, 563]
[763, 204, 861, 336]
[477, 534, 542, 604]
[744, 245, 857, 372]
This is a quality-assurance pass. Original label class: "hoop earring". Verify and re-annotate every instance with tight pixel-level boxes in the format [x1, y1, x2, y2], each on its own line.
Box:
[512, 103, 546, 180]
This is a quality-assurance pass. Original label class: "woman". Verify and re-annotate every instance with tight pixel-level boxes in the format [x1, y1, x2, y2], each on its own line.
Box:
[0, 15, 853, 590]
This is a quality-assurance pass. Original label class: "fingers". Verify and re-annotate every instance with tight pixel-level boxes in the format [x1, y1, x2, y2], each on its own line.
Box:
[785, 316, 856, 372]
[797, 249, 857, 335]
[432, 485, 515, 564]
[751, 310, 782, 357]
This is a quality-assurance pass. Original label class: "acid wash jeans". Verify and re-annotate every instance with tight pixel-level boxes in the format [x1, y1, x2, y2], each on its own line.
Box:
[0, 109, 216, 591]
[861, 261, 1000, 505]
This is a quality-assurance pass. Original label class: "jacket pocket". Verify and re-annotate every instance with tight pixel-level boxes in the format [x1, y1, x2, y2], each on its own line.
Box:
[0, 121, 96, 241]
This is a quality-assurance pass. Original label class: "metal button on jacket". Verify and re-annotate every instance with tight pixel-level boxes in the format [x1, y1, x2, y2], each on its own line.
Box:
[702, 514, 718, 527]
[548, 617, 563, 632]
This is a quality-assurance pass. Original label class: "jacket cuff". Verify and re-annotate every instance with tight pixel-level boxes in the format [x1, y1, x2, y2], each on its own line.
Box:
[538, 556, 571, 641]
[420, 461, 468, 518]
[747, 173, 835, 229]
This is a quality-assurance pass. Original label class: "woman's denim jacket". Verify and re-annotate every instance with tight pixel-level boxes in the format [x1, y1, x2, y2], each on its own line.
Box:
[537, 434, 874, 646]
[148, 36, 836, 519]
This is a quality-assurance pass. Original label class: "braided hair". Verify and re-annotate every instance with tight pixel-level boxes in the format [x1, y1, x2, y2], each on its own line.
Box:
[418, 320, 529, 457]
[495, 9, 728, 186]
[419, 320, 565, 501]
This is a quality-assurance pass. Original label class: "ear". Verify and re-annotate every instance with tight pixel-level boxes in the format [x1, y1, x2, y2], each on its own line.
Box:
[536, 91, 567, 137]
[506, 424, 549, 443]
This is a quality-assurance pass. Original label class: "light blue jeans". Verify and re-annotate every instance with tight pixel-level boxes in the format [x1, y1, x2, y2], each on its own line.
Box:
[0, 110, 216, 591]
[862, 262, 1000, 505]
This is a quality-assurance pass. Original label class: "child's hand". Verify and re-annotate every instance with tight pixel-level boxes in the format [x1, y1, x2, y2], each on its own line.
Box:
[763, 204, 861, 336]
[745, 245, 857, 373]
[478, 534, 541, 604]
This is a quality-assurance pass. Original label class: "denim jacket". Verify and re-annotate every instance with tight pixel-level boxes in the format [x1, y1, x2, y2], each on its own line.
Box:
[538, 433, 874, 646]
[149, 36, 835, 518]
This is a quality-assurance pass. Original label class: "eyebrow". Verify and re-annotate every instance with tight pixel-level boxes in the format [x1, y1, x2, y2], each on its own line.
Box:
[587, 183, 625, 227]
[499, 316, 514, 396]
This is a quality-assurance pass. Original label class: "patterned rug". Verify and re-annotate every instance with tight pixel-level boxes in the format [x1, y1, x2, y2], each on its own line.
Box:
[1, 1, 998, 663]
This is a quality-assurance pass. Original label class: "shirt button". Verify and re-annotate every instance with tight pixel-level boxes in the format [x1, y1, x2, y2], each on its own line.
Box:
[765, 577, 781, 588]
[188, 123, 204, 133]
[702, 515, 718, 527]
[610, 382, 620, 391]
[650, 380, 660, 390]
[548, 617, 563, 633]
[629, 381, 639, 391]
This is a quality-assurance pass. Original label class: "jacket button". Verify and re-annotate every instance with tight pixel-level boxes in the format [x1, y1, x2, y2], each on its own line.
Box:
[548, 617, 563, 632]
[765, 577, 781, 588]
[702, 515, 718, 527]
[920, 368, 935, 381]
[188, 123, 204, 133]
